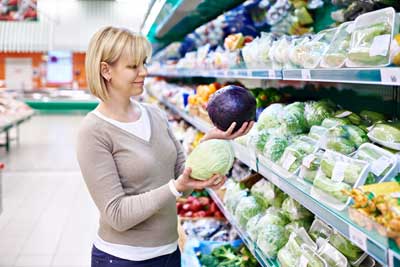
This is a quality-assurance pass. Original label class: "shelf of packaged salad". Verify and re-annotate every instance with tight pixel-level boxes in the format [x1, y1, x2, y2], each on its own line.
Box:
[149, 67, 400, 86]
[153, 95, 399, 266]
[206, 188, 274, 267]
[148, 68, 282, 80]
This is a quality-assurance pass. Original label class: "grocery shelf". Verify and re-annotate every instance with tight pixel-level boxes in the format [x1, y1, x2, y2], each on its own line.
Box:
[155, 97, 400, 266]
[207, 188, 273, 267]
[148, 68, 282, 80]
[149, 67, 400, 85]
[0, 111, 35, 152]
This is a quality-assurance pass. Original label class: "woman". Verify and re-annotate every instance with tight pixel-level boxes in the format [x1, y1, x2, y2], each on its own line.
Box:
[77, 26, 253, 267]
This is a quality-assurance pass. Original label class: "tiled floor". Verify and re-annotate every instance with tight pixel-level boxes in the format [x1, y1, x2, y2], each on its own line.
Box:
[0, 114, 98, 267]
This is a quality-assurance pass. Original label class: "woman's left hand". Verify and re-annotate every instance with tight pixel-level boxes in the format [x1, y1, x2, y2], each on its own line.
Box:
[202, 121, 255, 142]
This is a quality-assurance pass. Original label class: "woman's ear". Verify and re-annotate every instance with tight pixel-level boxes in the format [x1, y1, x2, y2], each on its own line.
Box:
[100, 62, 111, 82]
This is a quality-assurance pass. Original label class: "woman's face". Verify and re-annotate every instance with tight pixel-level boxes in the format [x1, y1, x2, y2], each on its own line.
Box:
[107, 49, 148, 97]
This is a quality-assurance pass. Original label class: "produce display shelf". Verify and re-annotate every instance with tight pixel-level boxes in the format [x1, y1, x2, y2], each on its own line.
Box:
[155, 96, 398, 266]
[207, 188, 273, 267]
[0, 111, 34, 132]
[148, 68, 282, 80]
[149, 67, 400, 85]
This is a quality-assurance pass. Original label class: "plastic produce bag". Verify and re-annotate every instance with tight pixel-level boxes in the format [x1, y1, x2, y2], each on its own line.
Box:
[347, 8, 397, 67]
[256, 207, 288, 229]
[321, 117, 350, 128]
[299, 151, 323, 183]
[321, 22, 353, 68]
[297, 244, 328, 267]
[247, 128, 271, 153]
[285, 220, 312, 234]
[257, 103, 284, 130]
[281, 198, 313, 221]
[368, 123, 400, 151]
[242, 33, 274, 68]
[257, 224, 289, 258]
[317, 239, 348, 267]
[234, 196, 264, 228]
[329, 231, 365, 262]
[308, 126, 328, 141]
[246, 213, 263, 241]
[304, 100, 335, 128]
[309, 218, 332, 241]
[288, 35, 314, 68]
[263, 136, 289, 162]
[280, 102, 308, 135]
[250, 179, 277, 208]
[270, 36, 292, 69]
[223, 181, 248, 214]
[279, 136, 318, 173]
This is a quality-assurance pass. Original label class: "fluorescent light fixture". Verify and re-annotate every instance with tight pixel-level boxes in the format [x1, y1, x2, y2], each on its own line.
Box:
[141, 0, 166, 35]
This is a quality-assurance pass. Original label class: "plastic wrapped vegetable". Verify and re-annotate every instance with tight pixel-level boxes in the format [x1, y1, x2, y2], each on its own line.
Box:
[234, 196, 264, 227]
[270, 36, 292, 68]
[326, 137, 355, 155]
[285, 220, 312, 234]
[304, 100, 335, 127]
[343, 125, 368, 148]
[279, 137, 317, 173]
[321, 22, 352, 68]
[280, 102, 308, 134]
[250, 179, 275, 209]
[257, 208, 288, 229]
[321, 117, 350, 128]
[329, 231, 364, 262]
[246, 213, 263, 241]
[313, 173, 351, 203]
[300, 29, 337, 68]
[277, 246, 297, 267]
[359, 110, 385, 125]
[263, 136, 289, 162]
[224, 181, 248, 214]
[257, 103, 284, 130]
[299, 151, 323, 183]
[308, 126, 328, 141]
[248, 128, 271, 153]
[368, 123, 400, 150]
[257, 224, 289, 258]
[317, 240, 349, 267]
[281, 198, 313, 221]
[335, 110, 362, 125]
[309, 218, 332, 241]
[297, 244, 328, 267]
[347, 8, 394, 67]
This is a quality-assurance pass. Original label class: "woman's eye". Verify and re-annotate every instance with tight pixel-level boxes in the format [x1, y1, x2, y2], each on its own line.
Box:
[128, 65, 138, 69]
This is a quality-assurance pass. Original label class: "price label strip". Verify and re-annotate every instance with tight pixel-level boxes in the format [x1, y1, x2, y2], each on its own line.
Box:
[381, 68, 400, 85]
[301, 69, 312, 80]
[349, 225, 368, 252]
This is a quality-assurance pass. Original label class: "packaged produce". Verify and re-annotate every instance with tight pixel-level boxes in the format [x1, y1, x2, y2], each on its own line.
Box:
[263, 136, 289, 162]
[285, 220, 312, 234]
[297, 244, 328, 267]
[281, 102, 308, 134]
[246, 213, 263, 241]
[309, 218, 332, 241]
[329, 231, 365, 262]
[335, 110, 362, 125]
[279, 136, 318, 173]
[234, 196, 264, 227]
[299, 151, 324, 183]
[321, 117, 350, 128]
[186, 139, 234, 180]
[312, 150, 369, 210]
[368, 123, 400, 151]
[242, 32, 275, 68]
[353, 143, 398, 183]
[223, 181, 248, 214]
[359, 110, 386, 125]
[248, 128, 271, 153]
[308, 126, 328, 141]
[206, 85, 256, 133]
[321, 22, 353, 68]
[288, 35, 314, 69]
[250, 179, 280, 208]
[256, 207, 289, 229]
[322, 125, 367, 155]
[257, 224, 289, 258]
[347, 8, 398, 67]
[281, 198, 313, 221]
[317, 239, 349, 267]
[270, 36, 292, 69]
[257, 103, 284, 130]
[304, 100, 335, 128]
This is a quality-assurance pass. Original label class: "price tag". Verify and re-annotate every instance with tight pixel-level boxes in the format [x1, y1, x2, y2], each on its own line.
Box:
[371, 156, 391, 176]
[303, 154, 316, 169]
[238, 70, 248, 77]
[268, 70, 276, 78]
[299, 256, 309, 267]
[381, 68, 400, 85]
[335, 111, 352, 118]
[370, 34, 391, 57]
[388, 249, 394, 267]
[282, 152, 297, 171]
[332, 162, 347, 183]
[301, 69, 311, 80]
[349, 225, 368, 252]
[247, 70, 253, 77]
[346, 23, 355, 34]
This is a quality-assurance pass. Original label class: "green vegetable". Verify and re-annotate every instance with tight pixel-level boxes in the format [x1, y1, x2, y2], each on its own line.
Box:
[369, 123, 400, 144]
[360, 110, 385, 125]
[282, 102, 308, 134]
[343, 163, 363, 185]
[250, 179, 276, 208]
[343, 125, 367, 148]
[309, 126, 328, 141]
[335, 110, 362, 125]
[257, 104, 284, 130]
[300, 166, 318, 183]
[246, 214, 263, 241]
[321, 118, 350, 128]
[278, 246, 297, 267]
[300, 245, 326, 267]
[235, 196, 264, 227]
[285, 220, 312, 234]
[224, 182, 248, 214]
[326, 137, 355, 155]
[281, 198, 313, 221]
[257, 224, 289, 258]
[304, 101, 334, 127]
[313, 173, 351, 202]
[199, 254, 219, 267]
[320, 158, 334, 177]
[186, 139, 234, 180]
[329, 232, 364, 262]
[264, 136, 289, 162]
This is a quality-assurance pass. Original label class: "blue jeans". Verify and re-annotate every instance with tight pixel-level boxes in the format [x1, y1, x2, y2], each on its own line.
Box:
[91, 245, 181, 267]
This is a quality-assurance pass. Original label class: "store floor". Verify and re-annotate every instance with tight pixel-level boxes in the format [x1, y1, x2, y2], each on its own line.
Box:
[0, 114, 98, 267]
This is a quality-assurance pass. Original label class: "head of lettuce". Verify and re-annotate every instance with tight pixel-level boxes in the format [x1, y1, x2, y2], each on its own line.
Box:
[185, 139, 235, 180]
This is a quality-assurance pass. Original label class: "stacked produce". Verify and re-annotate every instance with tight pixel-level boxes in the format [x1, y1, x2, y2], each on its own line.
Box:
[177, 195, 224, 219]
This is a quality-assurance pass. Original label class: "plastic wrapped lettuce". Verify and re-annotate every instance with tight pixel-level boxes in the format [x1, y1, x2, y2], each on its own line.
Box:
[243, 33, 274, 68]
[285, 220, 312, 234]
[281, 102, 308, 134]
[342, 125, 368, 148]
[289, 35, 315, 68]
[281, 198, 313, 221]
[297, 244, 328, 267]
[277, 246, 297, 267]
[321, 117, 350, 128]
[248, 128, 271, 153]
[257, 207, 288, 228]
[234, 196, 264, 227]
[246, 213, 263, 241]
[263, 136, 289, 162]
[257, 224, 289, 258]
[257, 103, 284, 130]
[304, 100, 335, 127]
[317, 239, 349, 267]
[347, 8, 395, 67]
[309, 218, 332, 241]
[299, 151, 323, 183]
[279, 136, 318, 173]
[323, 125, 367, 155]
[308, 126, 328, 141]
[223, 181, 248, 214]
[250, 179, 275, 209]
[368, 123, 400, 150]
[329, 231, 365, 262]
[313, 173, 352, 203]
[270, 36, 292, 69]
[321, 22, 353, 68]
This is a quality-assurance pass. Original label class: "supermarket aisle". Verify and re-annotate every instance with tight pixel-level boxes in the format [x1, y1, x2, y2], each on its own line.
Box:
[0, 114, 98, 267]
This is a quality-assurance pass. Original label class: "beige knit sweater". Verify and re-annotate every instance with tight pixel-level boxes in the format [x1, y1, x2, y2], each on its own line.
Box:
[76, 104, 185, 247]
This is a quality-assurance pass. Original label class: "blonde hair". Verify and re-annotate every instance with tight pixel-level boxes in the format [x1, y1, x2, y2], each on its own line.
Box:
[85, 26, 152, 101]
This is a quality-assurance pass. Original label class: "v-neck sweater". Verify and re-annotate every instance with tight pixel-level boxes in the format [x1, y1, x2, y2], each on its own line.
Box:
[76, 103, 186, 247]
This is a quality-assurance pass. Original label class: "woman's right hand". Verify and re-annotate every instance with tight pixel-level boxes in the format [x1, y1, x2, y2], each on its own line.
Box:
[174, 167, 227, 193]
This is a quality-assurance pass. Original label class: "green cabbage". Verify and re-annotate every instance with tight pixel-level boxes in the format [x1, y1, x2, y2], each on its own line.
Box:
[257, 224, 289, 258]
[321, 118, 350, 128]
[281, 198, 313, 221]
[248, 128, 271, 153]
[313, 173, 351, 202]
[257, 104, 284, 130]
[326, 137, 355, 155]
[257, 210, 288, 228]
[224, 181, 248, 214]
[250, 179, 275, 209]
[304, 101, 334, 127]
[369, 123, 400, 144]
[186, 139, 234, 180]
[263, 136, 289, 162]
[281, 102, 308, 134]
[246, 213, 263, 241]
[329, 231, 364, 262]
[234, 196, 264, 227]
[320, 158, 363, 185]
[343, 125, 367, 148]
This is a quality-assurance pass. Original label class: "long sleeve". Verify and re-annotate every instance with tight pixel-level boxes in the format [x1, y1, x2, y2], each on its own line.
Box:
[76, 124, 175, 232]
